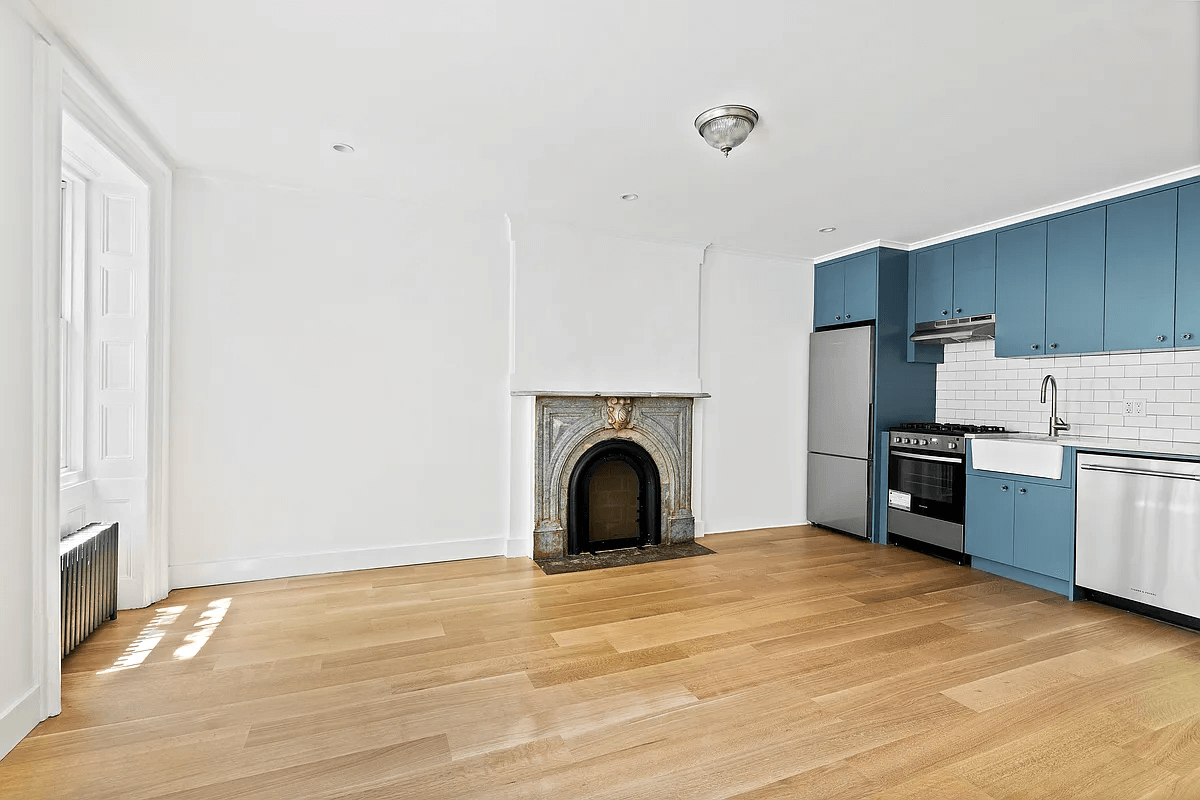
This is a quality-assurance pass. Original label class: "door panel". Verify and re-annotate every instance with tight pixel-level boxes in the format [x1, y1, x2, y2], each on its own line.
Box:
[813, 263, 844, 328]
[807, 453, 869, 538]
[995, 223, 1047, 358]
[1177, 183, 1200, 347]
[1105, 189, 1177, 351]
[1046, 207, 1106, 355]
[842, 252, 878, 323]
[914, 246, 954, 323]
[807, 326, 873, 460]
[965, 475, 1015, 564]
[952, 234, 996, 317]
[1013, 483, 1074, 581]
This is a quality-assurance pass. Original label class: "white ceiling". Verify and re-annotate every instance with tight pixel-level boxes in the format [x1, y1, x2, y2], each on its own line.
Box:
[35, 0, 1200, 259]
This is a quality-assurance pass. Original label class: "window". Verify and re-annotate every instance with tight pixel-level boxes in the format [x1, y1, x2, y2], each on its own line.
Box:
[60, 171, 86, 484]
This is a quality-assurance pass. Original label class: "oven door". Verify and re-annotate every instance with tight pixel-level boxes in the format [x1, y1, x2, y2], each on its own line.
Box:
[887, 448, 965, 525]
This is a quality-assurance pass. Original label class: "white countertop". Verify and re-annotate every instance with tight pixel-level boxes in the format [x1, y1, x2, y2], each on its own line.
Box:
[966, 432, 1200, 460]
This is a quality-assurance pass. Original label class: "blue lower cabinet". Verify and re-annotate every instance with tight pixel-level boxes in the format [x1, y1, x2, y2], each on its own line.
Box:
[966, 474, 1074, 589]
[1013, 483, 1074, 581]
[965, 475, 1015, 564]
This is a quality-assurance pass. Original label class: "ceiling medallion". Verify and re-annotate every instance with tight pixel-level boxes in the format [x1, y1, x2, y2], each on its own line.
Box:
[694, 105, 759, 158]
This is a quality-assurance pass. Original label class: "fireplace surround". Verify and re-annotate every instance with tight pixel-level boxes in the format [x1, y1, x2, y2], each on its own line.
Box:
[521, 392, 707, 559]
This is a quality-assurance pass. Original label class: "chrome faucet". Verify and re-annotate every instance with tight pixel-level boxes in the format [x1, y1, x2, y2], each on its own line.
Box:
[1040, 374, 1071, 437]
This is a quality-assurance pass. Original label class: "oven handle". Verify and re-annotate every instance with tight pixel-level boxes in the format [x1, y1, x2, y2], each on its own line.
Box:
[892, 451, 963, 464]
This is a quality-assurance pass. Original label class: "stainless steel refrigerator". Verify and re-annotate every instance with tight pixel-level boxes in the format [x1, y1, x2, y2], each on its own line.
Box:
[807, 325, 874, 538]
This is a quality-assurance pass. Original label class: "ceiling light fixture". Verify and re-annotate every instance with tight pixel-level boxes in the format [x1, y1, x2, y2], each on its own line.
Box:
[621, 193, 639, 201]
[331, 143, 355, 154]
[694, 105, 759, 158]
[819, 227, 837, 233]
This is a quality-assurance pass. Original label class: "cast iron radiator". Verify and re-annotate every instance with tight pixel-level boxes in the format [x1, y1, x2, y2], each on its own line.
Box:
[60, 522, 119, 658]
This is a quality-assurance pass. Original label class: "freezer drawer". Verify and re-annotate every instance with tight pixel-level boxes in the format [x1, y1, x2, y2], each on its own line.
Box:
[807, 452, 870, 538]
[1076, 453, 1200, 619]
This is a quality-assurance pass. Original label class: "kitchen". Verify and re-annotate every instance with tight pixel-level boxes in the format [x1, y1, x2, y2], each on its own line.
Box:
[807, 178, 1200, 630]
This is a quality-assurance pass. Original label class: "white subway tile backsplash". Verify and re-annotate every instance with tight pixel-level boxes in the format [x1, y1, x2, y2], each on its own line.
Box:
[934, 340, 1200, 442]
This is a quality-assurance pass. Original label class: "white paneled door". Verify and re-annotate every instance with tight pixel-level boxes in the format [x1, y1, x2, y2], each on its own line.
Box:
[87, 180, 149, 608]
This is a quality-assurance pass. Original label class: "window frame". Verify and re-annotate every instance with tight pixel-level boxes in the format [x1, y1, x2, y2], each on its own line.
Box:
[59, 168, 88, 488]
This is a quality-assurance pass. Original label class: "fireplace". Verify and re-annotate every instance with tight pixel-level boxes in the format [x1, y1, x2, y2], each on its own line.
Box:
[568, 438, 660, 554]
[521, 392, 707, 559]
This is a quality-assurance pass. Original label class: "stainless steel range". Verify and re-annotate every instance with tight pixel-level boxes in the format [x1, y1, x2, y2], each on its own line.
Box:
[886, 422, 1005, 561]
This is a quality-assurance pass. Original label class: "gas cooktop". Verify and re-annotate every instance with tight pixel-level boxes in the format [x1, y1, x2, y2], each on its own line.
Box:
[891, 422, 1007, 435]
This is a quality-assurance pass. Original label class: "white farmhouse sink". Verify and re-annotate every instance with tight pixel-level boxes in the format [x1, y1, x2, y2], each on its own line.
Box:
[971, 438, 1064, 479]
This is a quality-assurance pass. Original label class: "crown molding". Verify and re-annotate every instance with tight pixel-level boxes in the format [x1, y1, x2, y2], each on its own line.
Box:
[814, 239, 912, 264]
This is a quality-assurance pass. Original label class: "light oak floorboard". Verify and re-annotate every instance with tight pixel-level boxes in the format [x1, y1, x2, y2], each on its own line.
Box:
[5, 525, 1200, 798]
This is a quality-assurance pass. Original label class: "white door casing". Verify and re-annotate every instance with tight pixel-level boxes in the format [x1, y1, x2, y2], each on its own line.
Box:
[87, 179, 149, 609]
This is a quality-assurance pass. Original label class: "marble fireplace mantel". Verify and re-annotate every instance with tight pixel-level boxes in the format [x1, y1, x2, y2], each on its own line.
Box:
[525, 393, 703, 559]
[511, 390, 710, 398]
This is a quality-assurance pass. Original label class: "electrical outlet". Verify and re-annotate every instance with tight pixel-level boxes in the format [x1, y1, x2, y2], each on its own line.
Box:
[1123, 400, 1146, 417]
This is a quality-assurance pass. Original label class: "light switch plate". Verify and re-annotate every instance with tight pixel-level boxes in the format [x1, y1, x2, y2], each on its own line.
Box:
[1123, 400, 1146, 417]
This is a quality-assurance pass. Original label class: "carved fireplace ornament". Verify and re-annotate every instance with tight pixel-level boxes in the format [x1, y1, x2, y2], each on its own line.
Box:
[606, 397, 633, 430]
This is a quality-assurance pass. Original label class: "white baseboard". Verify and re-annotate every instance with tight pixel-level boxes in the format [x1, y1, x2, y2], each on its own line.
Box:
[168, 537, 508, 589]
[702, 521, 812, 536]
[505, 537, 530, 559]
[0, 685, 42, 761]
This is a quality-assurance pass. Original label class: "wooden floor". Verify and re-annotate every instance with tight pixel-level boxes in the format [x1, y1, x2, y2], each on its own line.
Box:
[5, 526, 1200, 799]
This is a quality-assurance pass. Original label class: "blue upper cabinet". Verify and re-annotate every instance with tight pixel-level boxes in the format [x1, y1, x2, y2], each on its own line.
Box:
[1177, 183, 1200, 347]
[842, 252, 878, 323]
[951, 234, 996, 317]
[995, 223, 1047, 357]
[914, 246, 954, 323]
[1045, 207, 1106, 355]
[813, 262, 845, 328]
[1105, 189, 1177, 351]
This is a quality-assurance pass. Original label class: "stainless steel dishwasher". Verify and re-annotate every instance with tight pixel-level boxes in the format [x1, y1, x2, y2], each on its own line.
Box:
[1076, 452, 1200, 621]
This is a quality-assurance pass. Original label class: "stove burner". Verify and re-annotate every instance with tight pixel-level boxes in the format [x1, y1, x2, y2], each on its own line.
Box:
[891, 422, 1007, 435]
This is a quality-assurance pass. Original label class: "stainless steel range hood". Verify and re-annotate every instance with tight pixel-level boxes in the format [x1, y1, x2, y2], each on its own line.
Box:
[909, 314, 996, 344]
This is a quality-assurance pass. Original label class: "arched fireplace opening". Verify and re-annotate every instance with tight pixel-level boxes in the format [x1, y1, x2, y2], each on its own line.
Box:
[567, 439, 661, 554]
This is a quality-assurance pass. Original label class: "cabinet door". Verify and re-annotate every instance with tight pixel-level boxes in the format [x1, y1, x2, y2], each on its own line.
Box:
[914, 246, 954, 323]
[995, 223, 1047, 358]
[1177, 183, 1200, 347]
[1013, 483, 1074, 581]
[1046, 207, 1106, 355]
[1105, 189, 1177, 351]
[842, 252, 878, 323]
[813, 263, 845, 328]
[965, 475, 1015, 565]
[952, 234, 996, 317]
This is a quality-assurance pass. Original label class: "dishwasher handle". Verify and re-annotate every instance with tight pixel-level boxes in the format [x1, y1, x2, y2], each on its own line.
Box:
[1080, 464, 1200, 481]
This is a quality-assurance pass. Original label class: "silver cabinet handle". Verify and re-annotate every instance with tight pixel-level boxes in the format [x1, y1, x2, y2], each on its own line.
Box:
[1049, 343, 1058, 349]
[1157, 335, 1167, 342]
[845, 313, 851, 319]
[1018, 487, 1027, 494]
[1001, 485, 1009, 491]
[1184, 333, 1194, 340]
[1080, 464, 1200, 481]
[955, 308, 963, 314]
[941, 310, 949, 316]
[1031, 344, 1040, 350]
[835, 315, 841, 321]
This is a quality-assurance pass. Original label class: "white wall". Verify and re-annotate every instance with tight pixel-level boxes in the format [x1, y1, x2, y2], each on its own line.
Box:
[0, 1, 41, 757]
[937, 340, 1200, 445]
[168, 174, 512, 586]
[699, 251, 812, 533]
[510, 220, 704, 394]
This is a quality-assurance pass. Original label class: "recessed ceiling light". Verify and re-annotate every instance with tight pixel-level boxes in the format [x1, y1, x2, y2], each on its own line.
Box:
[621, 193, 639, 201]
[331, 143, 355, 154]
[818, 227, 837, 233]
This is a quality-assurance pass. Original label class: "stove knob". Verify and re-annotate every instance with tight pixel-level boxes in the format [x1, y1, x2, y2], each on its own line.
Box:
[947, 442, 958, 449]
[919, 439, 929, 446]
[904, 437, 913, 444]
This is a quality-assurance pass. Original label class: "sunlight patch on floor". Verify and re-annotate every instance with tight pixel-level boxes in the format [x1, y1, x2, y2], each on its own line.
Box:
[97, 605, 186, 674]
[173, 598, 231, 661]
